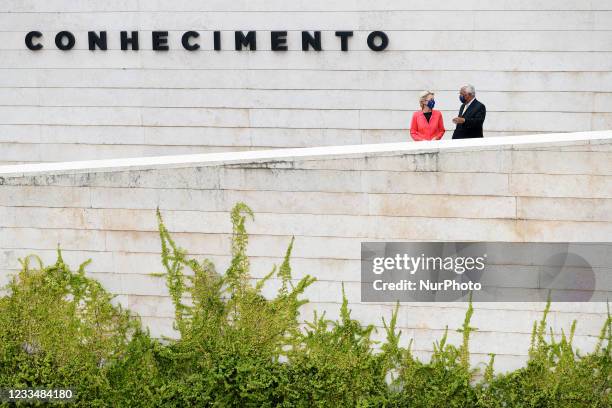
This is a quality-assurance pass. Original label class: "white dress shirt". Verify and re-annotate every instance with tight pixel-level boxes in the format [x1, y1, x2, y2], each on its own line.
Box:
[461, 98, 475, 116]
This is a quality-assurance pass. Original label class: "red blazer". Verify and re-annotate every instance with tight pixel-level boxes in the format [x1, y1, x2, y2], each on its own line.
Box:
[410, 110, 445, 141]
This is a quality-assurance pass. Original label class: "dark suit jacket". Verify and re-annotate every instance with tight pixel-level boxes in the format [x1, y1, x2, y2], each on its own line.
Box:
[452, 99, 486, 139]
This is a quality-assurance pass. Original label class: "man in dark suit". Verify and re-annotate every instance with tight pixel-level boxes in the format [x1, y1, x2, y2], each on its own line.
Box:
[452, 84, 486, 139]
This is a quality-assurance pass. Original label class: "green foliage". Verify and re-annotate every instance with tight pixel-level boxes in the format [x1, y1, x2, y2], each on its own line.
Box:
[389, 299, 479, 408]
[475, 301, 612, 408]
[0, 203, 610, 407]
[151, 202, 317, 406]
[280, 286, 393, 407]
[0, 250, 145, 406]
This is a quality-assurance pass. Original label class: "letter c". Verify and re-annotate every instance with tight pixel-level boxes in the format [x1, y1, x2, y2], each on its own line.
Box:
[25, 31, 43, 50]
[181, 31, 200, 51]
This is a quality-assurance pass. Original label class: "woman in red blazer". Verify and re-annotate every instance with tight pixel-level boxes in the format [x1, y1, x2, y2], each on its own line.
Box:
[410, 91, 445, 141]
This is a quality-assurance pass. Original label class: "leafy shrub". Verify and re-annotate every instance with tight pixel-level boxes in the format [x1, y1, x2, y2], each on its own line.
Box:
[279, 286, 394, 407]
[389, 300, 479, 408]
[0, 202, 610, 407]
[0, 252, 145, 406]
[475, 302, 612, 407]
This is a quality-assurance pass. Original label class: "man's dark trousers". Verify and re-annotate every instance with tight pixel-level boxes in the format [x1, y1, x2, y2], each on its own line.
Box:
[452, 99, 486, 139]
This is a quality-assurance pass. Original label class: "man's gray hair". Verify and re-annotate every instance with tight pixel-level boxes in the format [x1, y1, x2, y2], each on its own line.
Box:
[461, 84, 476, 96]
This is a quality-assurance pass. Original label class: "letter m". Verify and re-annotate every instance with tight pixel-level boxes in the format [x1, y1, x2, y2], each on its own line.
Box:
[235, 31, 256, 50]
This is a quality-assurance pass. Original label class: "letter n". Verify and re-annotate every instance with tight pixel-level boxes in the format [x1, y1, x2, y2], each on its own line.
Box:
[302, 31, 321, 51]
[88, 31, 107, 50]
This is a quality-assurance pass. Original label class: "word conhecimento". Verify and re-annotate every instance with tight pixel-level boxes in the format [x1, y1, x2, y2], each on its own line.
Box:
[25, 30, 390, 52]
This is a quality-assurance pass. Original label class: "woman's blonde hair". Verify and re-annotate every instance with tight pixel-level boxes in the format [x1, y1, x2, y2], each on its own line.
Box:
[419, 90, 435, 109]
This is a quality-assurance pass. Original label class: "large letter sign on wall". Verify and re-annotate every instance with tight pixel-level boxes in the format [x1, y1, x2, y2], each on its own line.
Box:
[23, 30, 390, 52]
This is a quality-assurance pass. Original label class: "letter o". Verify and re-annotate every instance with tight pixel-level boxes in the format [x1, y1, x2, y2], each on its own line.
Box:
[367, 31, 389, 51]
[55, 31, 76, 51]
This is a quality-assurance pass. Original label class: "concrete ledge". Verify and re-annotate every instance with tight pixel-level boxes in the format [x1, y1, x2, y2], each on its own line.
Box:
[1, 131, 611, 177]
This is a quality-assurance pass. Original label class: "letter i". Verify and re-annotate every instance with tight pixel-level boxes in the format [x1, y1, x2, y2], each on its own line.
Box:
[214, 31, 221, 50]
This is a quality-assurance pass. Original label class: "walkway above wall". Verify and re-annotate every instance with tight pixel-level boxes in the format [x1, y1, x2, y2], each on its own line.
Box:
[1, 130, 611, 177]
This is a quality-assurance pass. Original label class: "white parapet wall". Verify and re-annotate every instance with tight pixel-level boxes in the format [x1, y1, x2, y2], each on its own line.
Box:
[1, 130, 611, 372]
[0, 1, 611, 164]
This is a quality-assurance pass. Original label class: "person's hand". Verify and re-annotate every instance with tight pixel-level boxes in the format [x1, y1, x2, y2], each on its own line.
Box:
[452, 117, 465, 124]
